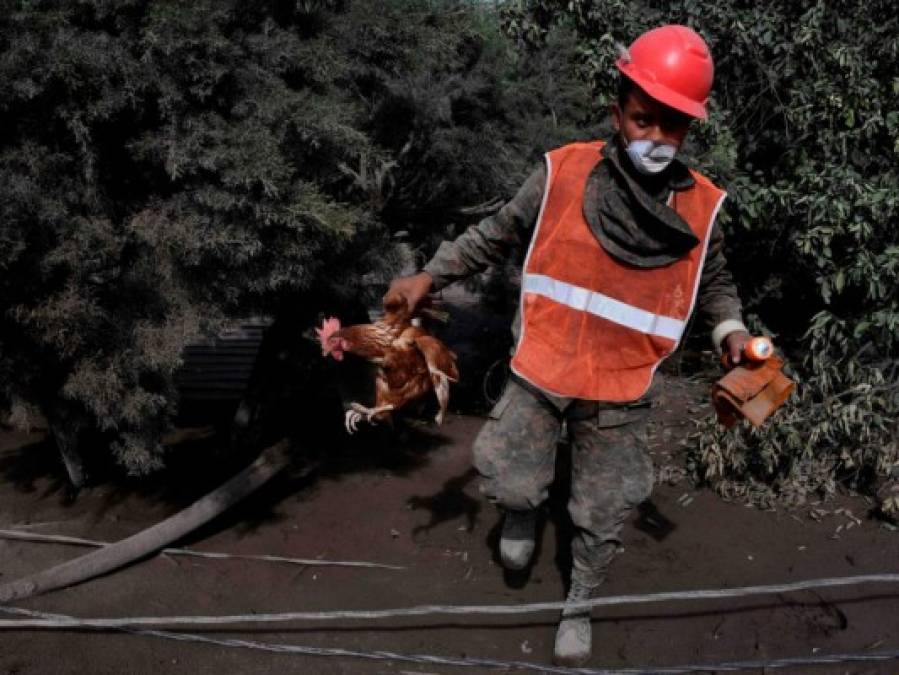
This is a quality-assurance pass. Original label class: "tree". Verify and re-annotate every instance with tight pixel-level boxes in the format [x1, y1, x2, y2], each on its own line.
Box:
[0, 0, 595, 481]
[0, 1, 391, 477]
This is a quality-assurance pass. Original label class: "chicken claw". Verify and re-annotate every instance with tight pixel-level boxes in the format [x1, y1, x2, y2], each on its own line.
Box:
[344, 409, 363, 434]
[344, 402, 395, 434]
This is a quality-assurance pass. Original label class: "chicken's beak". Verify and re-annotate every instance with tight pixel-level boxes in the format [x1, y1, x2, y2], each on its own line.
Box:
[322, 337, 345, 361]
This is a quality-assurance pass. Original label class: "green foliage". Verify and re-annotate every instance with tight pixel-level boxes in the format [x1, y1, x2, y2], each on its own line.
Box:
[503, 0, 899, 512]
[0, 0, 380, 472]
[0, 0, 593, 474]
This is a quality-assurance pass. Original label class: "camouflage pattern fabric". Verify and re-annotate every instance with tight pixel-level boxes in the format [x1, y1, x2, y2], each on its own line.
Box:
[473, 375, 656, 586]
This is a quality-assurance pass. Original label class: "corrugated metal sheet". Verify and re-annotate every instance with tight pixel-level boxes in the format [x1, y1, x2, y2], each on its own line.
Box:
[175, 318, 271, 402]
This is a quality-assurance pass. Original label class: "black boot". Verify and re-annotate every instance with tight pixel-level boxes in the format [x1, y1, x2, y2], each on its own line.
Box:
[499, 509, 537, 570]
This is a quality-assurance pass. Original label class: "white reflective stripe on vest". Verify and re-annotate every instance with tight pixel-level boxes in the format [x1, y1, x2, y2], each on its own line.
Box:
[522, 273, 685, 341]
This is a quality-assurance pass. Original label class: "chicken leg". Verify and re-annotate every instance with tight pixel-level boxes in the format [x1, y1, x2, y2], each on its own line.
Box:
[344, 403, 395, 434]
[431, 371, 451, 425]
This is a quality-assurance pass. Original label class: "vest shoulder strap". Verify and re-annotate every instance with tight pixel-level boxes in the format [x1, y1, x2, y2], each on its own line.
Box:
[688, 167, 724, 194]
[547, 140, 605, 163]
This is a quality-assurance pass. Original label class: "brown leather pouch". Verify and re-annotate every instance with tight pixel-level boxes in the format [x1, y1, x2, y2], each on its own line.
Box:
[712, 356, 796, 428]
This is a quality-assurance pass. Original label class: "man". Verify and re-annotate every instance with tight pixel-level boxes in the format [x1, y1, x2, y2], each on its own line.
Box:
[388, 25, 749, 666]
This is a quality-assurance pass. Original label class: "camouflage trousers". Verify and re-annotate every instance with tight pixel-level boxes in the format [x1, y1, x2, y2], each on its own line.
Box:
[473, 374, 656, 585]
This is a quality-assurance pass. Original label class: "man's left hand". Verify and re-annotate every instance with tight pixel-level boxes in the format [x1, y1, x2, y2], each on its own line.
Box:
[723, 330, 752, 365]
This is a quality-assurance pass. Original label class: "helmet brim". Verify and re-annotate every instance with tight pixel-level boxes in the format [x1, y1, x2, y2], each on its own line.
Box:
[617, 61, 709, 121]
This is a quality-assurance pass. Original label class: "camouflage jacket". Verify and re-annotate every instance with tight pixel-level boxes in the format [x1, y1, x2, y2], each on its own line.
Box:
[423, 155, 746, 356]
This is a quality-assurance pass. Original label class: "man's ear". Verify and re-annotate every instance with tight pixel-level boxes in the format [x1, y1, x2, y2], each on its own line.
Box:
[610, 102, 621, 132]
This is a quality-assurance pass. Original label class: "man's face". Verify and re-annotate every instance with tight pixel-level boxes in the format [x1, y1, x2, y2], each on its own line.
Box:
[612, 86, 692, 150]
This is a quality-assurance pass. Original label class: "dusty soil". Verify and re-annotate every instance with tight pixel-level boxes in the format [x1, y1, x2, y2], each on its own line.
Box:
[1, 375, 898, 675]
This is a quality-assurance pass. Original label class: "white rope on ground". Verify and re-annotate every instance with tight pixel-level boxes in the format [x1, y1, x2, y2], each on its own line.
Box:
[0, 529, 404, 570]
[1, 572, 897, 629]
[1, 604, 898, 674]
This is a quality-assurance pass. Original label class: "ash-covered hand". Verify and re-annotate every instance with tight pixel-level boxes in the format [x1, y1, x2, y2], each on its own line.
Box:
[385, 272, 433, 314]
[723, 330, 752, 365]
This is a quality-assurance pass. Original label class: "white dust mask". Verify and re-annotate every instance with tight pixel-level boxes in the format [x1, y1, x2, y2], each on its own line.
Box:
[625, 139, 677, 175]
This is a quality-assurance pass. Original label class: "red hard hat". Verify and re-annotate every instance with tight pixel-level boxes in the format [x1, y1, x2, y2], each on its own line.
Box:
[616, 25, 714, 120]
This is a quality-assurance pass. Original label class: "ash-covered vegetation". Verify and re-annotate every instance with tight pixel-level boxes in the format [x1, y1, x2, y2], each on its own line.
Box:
[1, 0, 896, 514]
[0, 0, 592, 473]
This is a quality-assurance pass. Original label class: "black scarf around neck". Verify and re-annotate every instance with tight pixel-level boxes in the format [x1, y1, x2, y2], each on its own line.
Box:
[583, 139, 699, 268]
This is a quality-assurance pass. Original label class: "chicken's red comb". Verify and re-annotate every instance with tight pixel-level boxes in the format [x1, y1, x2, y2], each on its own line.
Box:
[315, 316, 341, 347]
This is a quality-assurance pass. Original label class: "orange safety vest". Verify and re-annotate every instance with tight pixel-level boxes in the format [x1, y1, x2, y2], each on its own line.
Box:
[511, 141, 726, 402]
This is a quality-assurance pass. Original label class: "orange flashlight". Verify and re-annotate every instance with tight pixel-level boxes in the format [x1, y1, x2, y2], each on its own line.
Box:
[743, 336, 774, 362]
[721, 336, 775, 369]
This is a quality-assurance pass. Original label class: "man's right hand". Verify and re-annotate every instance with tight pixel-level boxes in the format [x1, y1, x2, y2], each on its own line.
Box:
[386, 271, 433, 312]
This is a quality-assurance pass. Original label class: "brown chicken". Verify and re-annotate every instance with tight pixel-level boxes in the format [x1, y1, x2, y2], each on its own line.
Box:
[316, 292, 460, 434]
